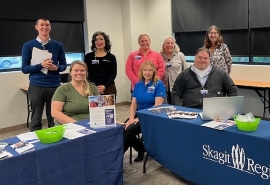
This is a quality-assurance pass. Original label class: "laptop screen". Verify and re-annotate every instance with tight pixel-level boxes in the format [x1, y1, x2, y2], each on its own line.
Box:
[202, 96, 244, 120]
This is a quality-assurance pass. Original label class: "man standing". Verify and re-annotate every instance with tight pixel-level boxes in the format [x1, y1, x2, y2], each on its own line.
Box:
[171, 47, 237, 109]
[22, 18, 67, 131]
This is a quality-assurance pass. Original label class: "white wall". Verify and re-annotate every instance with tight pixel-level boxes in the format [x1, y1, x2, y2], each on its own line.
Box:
[146, 0, 172, 51]
[0, 0, 269, 129]
[0, 72, 30, 129]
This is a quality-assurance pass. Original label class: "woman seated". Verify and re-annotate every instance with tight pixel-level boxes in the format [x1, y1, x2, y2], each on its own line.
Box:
[51, 60, 99, 124]
[124, 61, 166, 162]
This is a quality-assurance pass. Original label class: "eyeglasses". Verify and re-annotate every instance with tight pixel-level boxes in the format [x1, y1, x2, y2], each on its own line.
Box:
[209, 32, 218, 35]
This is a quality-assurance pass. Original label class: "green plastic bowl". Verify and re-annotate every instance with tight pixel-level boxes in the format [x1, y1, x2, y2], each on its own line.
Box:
[35, 125, 66, 144]
[233, 115, 261, 132]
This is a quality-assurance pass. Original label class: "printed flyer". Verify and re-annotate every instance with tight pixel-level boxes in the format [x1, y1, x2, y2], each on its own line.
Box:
[88, 94, 116, 127]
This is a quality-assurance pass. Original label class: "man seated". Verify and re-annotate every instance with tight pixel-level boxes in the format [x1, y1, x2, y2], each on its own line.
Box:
[171, 47, 238, 109]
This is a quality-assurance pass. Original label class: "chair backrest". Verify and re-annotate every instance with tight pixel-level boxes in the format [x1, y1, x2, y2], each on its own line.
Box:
[60, 73, 70, 83]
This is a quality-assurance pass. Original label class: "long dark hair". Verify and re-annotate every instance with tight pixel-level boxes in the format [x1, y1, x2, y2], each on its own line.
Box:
[91, 31, 111, 52]
[204, 25, 224, 48]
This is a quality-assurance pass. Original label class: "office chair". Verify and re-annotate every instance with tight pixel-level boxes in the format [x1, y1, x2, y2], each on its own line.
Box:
[60, 73, 70, 83]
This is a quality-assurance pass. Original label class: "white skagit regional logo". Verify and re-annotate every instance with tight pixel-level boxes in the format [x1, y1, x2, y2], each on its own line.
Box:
[203, 144, 270, 180]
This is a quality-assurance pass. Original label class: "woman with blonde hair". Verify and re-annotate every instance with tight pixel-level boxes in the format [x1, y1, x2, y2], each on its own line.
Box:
[125, 34, 165, 92]
[124, 61, 166, 162]
[160, 36, 187, 104]
[51, 60, 99, 124]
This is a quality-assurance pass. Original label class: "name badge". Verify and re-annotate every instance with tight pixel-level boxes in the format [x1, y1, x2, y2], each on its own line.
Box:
[200, 90, 208, 95]
[147, 86, 155, 93]
[135, 55, 141, 60]
[166, 63, 172, 68]
[92, 60, 99, 64]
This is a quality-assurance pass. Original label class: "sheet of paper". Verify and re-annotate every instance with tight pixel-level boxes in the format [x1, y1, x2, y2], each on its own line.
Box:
[17, 132, 39, 143]
[64, 130, 86, 140]
[0, 150, 13, 159]
[201, 120, 235, 130]
[31, 47, 52, 74]
[0, 143, 8, 149]
[65, 123, 86, 131]
[63, 123, 88, 139]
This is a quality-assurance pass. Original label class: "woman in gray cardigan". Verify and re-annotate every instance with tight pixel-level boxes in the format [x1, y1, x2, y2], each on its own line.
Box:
[160, 36, 187, 104]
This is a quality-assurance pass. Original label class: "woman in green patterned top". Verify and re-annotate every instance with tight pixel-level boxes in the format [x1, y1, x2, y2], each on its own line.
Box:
[51, 60, 99, 124]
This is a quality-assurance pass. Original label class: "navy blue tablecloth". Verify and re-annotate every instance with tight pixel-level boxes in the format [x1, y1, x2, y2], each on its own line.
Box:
[0, 119, 123, 185]
[137, 106, 270, 185]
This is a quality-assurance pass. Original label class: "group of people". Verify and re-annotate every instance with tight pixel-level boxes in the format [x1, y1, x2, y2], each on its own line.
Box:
[122, 26, 236, 162]
[22, 18, 117, 131]
[22, 18, 237, 163]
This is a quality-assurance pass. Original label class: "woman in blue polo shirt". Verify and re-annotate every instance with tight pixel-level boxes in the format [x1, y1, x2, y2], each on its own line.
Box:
[124, 61, 166, 162]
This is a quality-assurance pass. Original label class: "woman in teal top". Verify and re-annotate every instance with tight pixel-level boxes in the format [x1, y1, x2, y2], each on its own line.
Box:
[51, 61, 99, 124]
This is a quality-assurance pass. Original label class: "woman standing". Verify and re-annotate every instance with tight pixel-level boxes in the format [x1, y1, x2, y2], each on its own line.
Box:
[125, 34, 165, 91]
[204, 25, 232, 75]
[85, 31, 117, 95]
[51, 61, 99, 124]
[160, 36, 187, 104]
[124, 61, 166, 162]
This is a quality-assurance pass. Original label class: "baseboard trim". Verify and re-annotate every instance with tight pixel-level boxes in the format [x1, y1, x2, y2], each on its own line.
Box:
[0, 123, 28, 134]
[116, 101, 131, 106]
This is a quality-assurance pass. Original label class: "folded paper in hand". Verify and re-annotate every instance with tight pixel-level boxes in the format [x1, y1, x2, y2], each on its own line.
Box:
[31, 47, 52, 75]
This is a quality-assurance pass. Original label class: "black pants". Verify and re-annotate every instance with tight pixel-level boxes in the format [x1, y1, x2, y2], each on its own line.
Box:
[167, 91, 172, 104]
[124, 119, 144, 153]
[28, 85, 57, 131]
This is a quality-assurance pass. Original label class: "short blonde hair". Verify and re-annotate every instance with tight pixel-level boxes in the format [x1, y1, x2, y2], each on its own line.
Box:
[138, 61, 159, 83]
[160, 36, 180, 54]
[69, 60, 92, 97]
[138, 34, 150, 43]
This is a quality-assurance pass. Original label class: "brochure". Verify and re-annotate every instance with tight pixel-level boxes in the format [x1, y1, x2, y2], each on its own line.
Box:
[167, 111, 198, 119]
[0, 143, 8, 149]
[148, 106, 177, 114]
[10, 141, 35, 154]
[201, 120, 235, 130]
[0, 149, 13, 160]
[76, 128, 96, 135]
[88, 94, 116, 128]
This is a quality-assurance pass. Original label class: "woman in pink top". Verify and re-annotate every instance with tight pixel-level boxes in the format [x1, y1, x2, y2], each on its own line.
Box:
[125, 34, 165, 90]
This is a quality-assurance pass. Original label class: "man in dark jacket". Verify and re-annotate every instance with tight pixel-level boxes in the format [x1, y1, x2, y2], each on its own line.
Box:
[171, 47, 238, 109]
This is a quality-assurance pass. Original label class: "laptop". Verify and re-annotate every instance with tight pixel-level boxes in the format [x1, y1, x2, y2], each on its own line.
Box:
[201, 96, 244, 120]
